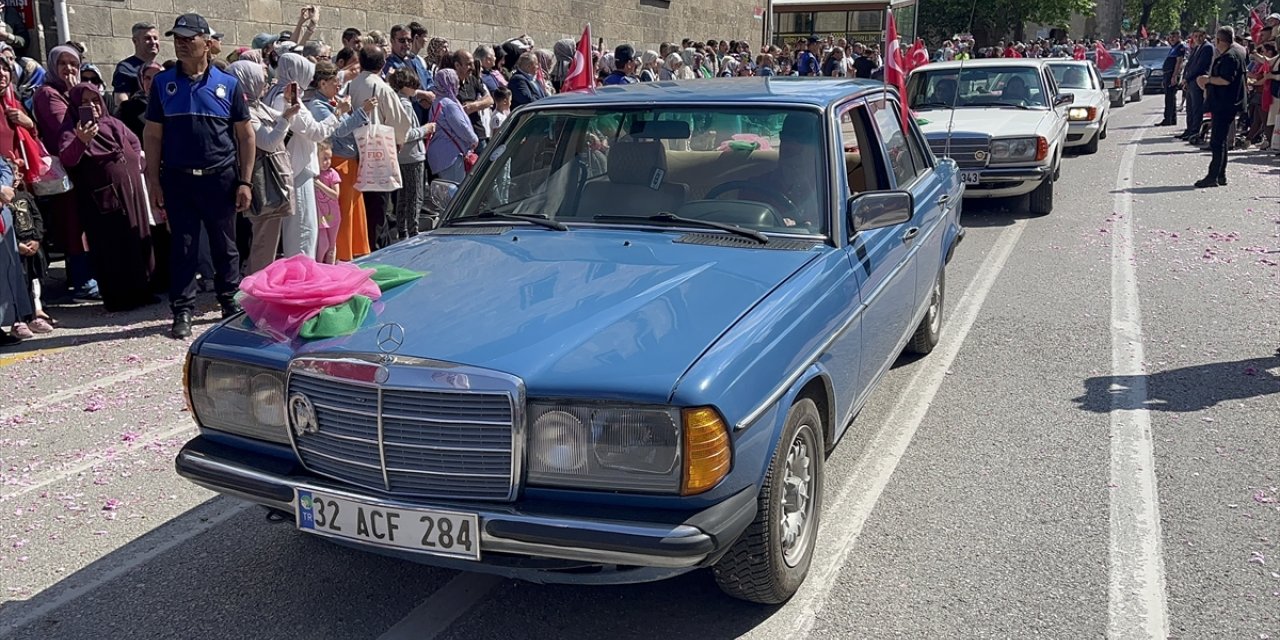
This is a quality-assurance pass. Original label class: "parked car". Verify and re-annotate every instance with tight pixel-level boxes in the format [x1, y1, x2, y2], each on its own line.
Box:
[907, 58, 1071, 215]
[1047, 60, 1110, 154]
[1135, 46, 1170, 93]
[1088, 50, 1146, 106]
[174, 78, 966, 604]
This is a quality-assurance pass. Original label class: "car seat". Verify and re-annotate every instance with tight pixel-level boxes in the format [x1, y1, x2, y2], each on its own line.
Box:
[577, 140, 690, 217]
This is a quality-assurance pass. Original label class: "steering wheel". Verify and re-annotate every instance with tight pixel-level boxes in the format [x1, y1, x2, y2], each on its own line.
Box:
[703, 180, 799, 227]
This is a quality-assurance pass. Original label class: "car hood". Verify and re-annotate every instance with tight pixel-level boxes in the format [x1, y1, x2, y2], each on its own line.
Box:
[917, 108, 1052, 137]
[285, 228, 820, 402]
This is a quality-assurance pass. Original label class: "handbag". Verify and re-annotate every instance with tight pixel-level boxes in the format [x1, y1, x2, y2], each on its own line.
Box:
[433, 102, 479, 172]
[250, 147, 294, 219]
[353, 106, 403, 192]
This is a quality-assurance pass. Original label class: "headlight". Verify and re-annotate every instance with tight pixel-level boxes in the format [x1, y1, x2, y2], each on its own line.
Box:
[189, 356, 289, 444]
[527, 402, 731, 494]
[1068, 107, 1097, 121]
[989, 137, 1041, 163]
[1150, 70, 1163, 76]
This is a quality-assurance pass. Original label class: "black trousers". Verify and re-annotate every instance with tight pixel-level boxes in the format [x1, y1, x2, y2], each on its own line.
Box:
[362, 190, 395, 251]
[1205, 110, 1234, 182]
[162, 167, 241, 314]
[1184, 85, 1205, 136]
[1163, 84, 1180, 124]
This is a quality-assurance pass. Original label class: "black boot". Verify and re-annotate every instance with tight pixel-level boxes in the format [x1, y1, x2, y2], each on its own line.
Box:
[1193, 176, 1220, 188]
[170, 311, 194, 339]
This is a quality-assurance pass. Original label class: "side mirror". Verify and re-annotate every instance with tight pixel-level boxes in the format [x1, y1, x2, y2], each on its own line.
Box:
[848, 191, 914, 235]
[429, 180, 459, 210]
[1054, 93, 1075, 106]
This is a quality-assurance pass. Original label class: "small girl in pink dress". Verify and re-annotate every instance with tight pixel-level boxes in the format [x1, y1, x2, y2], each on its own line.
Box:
[314, 141, 342, 264]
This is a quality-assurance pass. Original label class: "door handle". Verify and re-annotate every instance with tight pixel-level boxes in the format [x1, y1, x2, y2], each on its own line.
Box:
[901, 227, 920, 243]
[936, 194, 951, 209]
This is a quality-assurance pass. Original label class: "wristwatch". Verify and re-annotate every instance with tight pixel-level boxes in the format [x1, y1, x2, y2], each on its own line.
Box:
[235, 179, 252, 188]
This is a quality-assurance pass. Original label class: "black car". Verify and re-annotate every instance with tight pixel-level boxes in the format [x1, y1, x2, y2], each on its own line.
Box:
[1087, 50, 1145, 107]
[1135, 47, 1170, 93]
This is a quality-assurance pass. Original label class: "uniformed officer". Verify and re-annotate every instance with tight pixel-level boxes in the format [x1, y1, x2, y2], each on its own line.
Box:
[143, 13, 255, 339]
[1193, 26, 1247, 188]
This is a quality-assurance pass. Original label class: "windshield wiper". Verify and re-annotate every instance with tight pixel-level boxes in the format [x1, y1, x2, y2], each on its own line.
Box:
[593, 212, 769, 244]
[987, 101, 1034, 110]
[914, 101, 955, 109]
[444, 211, 569, 231]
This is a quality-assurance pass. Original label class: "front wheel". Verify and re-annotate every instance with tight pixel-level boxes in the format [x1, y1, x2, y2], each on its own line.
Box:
[1029, 174, 1054, 215]
[1082, 130, 1100, 154]
[714, 399, 825, 604]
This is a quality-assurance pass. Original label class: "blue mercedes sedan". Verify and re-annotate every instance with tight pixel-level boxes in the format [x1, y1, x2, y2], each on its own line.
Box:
[175, 78, 965, 604]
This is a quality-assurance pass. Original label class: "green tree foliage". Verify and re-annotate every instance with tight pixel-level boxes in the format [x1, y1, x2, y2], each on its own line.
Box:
[1125, 0, 1234, 33]
[919, 0, 1096, 43]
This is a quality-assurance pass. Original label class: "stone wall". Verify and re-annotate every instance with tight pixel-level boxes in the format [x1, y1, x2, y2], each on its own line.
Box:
[54, 0, 763, 77]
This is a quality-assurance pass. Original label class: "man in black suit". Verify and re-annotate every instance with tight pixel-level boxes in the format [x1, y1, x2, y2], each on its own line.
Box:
[1194, 26, 1246, 188]
[509, 52, 545, 108]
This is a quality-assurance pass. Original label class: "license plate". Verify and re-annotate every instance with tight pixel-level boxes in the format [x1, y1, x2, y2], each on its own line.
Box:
[960, 171, 981, 185]
[296, 490, 480, 561]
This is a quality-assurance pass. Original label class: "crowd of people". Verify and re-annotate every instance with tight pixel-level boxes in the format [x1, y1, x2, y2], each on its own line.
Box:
[0, 6, 1276, 343]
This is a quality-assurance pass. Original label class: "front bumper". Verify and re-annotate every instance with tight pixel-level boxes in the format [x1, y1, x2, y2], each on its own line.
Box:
[962, 165, 1052, 199]
[1065, 120, 1102, 146]
[176, 436, 757, 579]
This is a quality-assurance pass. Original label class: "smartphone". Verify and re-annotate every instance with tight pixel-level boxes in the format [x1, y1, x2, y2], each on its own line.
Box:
[77, 104, 96, 125]
[285, 82, 299, 105]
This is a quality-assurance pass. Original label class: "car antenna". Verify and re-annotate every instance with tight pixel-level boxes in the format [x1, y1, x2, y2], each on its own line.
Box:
[943, 0, 980, 163]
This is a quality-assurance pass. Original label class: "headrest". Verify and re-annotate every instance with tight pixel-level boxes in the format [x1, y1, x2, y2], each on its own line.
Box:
[607, 140, 669, 186]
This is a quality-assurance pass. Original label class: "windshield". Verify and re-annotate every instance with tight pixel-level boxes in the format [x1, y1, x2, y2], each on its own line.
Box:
[1048, 64, 1096, 90]
[450, 106, 830, 235]
[1136, 49, 1166, 65]
[908, 67, 1050, 109]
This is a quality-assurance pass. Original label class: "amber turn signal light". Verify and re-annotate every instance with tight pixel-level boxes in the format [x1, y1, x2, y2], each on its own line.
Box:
[682, 407, 731, 495]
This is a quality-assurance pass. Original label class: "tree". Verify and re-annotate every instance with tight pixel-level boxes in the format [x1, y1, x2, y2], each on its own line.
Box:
[919, 0, 1097, 44]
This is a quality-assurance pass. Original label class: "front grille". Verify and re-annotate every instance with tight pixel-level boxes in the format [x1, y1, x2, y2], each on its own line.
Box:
[288, 365, 516, 501]
[928, 135, 991, 169]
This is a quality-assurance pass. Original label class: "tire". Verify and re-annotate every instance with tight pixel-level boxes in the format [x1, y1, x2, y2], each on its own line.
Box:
[1099, 122, 1108, 140]
[1132, 87, 1142, 102]
[1082, 130, 1100, 154]
[1029, 174, 1054, 215]
[907, 269, 944, 355]
[714, 399, 825, 604]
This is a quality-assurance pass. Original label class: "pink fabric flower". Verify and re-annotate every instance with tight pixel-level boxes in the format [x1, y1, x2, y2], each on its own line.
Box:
[239, 255, 382, 340]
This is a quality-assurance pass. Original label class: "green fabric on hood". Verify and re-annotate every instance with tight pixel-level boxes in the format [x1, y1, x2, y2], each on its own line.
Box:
[369, 264, 427, 291]
[299, 295, 373, 339]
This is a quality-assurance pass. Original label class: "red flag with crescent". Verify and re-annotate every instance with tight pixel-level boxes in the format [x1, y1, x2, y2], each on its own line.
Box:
[563, 24, 595, 92]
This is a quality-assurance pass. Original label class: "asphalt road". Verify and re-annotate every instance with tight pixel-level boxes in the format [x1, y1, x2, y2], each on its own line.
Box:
[2, 99, 1277, 640]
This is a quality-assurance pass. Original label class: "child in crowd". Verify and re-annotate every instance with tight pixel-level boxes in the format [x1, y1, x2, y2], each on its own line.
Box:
[389, 67, 434, 239]
[313, 141, 342, 264]
[2, 162, 51, 343]
[489, 87, 511, 134]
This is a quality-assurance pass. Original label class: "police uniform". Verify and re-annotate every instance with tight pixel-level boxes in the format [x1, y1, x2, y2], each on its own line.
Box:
[145, 25, 249, 320]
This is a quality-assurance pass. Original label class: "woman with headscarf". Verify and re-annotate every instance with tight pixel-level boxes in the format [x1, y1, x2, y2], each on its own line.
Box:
[551, 39, 575, 92]
[639, 50, 660, 82]
[690, 49, 713, 79]
[0, 61, 37, 168]
[115, 61, 161, 139]
[267, 52, 351, 259]
[427, 68, 478, 184]
[57, 83, 155, 311]
[307, 60, 373, 261]
[227, 60, 301, 274]
[719, 56, 739, 78]
[660, 53, 683, 81]
[597, 52, 615, 85]
[33, 45, 96, 299]
[424, 37, 450, 74]
[533, 48, 556, 95]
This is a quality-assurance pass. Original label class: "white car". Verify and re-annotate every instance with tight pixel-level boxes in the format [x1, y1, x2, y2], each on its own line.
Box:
[907, 59, 1071, 215]
[1047, 60, 1110, 154]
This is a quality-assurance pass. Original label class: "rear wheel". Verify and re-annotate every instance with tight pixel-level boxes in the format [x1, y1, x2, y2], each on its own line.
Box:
[714, 399, 824, 604]
[1029, 174, 1055, 215]
[907, 269, 944, 354]
[1132, 86, 1143, 102]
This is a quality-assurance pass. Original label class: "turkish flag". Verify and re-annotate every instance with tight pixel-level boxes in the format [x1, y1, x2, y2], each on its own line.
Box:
[562, 24, 595, 93]
[906, 38, 929, 72]
[1250, 9, 1264, 42]
[885, 9, 909, 130]
[1094, 42, 1115, 71]
[1073, 44, 1086, 60]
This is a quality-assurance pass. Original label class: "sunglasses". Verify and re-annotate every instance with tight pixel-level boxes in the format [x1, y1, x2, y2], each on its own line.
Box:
[395, 37, 412, 43]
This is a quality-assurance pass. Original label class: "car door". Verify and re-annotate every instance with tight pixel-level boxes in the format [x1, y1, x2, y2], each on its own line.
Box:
[850, 98, 919, 393]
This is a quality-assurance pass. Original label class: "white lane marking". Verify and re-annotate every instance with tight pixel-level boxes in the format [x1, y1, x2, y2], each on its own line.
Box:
[745, 220, 1028, 640]
[0, 357, 182, 423]
[4, 422, 197, 500]
[0, 498, 250, 635]
[1106, 121, 1169, 639]
[378, 573, 505, 640]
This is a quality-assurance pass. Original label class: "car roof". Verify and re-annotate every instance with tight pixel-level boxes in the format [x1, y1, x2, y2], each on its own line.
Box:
[911, 58, 1050, 73]
[1046, 60, 1091, 66]
[532, 77, 886, 108]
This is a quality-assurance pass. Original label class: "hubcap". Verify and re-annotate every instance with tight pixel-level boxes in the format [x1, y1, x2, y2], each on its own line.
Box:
[928, 280, 942, 334]
[780, 427, 815, 567]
